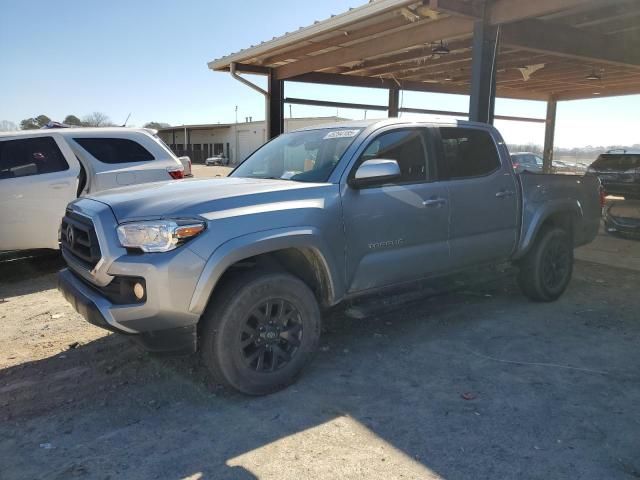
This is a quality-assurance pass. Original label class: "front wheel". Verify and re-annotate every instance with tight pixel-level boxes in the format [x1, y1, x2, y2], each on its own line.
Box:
[518, 227, 573, 302]
[200, 271, 321, 395]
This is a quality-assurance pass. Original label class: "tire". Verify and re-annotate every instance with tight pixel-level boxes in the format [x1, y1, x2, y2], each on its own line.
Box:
[200, 270, 321, 395]
[518, 227, 573, 302]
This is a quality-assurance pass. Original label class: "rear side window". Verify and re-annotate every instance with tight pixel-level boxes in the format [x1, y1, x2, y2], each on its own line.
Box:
[359, 129, 429, 184]
[592, 154, 640, 170]
[74, 137, 154, 163]
[440, 127, 500, 179]
[0, 136, 69, 179]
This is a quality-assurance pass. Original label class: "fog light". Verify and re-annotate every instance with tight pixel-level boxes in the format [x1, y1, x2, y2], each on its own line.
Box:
[133, 282, 145, 300]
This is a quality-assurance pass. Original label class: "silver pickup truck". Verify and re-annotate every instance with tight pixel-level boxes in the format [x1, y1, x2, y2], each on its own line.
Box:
[58, 119, 601, 395]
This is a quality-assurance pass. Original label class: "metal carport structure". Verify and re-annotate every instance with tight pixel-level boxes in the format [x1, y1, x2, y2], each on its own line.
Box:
[208, 0, 640, 171]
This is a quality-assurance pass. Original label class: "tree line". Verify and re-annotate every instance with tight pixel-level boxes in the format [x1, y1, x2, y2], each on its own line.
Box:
[0, 114, 171, 131]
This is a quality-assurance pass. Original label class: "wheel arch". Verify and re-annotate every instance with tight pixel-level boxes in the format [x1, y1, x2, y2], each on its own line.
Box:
[189, 227, 343, 315]
[514, 200, 582, 260]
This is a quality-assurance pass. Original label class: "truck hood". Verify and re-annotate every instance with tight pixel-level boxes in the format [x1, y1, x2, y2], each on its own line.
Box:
[88, 177, 332, 221]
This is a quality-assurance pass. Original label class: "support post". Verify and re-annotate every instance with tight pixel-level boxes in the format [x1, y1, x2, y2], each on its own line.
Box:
[543, 97, 557, 173]
[388, 87, 399, 117]
[468, 4, 499, 124]
[268, 70, 284, 139]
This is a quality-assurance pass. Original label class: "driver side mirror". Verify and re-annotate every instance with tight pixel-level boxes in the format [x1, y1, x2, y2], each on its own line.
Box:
[349, 159, 401, 188]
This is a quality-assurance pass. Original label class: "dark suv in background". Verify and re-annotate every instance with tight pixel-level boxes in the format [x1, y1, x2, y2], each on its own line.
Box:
[588, 150, 640, 199]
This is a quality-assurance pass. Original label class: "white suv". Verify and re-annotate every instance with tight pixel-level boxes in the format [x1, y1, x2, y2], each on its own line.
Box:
[0, 127, 185, 251]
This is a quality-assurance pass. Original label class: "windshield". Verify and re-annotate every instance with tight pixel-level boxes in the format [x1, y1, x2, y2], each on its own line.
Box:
[231, 127, 361, 182]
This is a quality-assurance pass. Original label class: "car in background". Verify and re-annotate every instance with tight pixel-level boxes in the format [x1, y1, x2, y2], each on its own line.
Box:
[511, 152, 543, 173]
[205, 154, 228, 166]
[177, 156, 193, 177]
[0, 128, 185, 252]
[604, 200, 640, 239]
[587, 150, 640, 199]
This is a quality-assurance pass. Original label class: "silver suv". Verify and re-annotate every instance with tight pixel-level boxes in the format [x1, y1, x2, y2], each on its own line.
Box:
[58, 119, 601, 395]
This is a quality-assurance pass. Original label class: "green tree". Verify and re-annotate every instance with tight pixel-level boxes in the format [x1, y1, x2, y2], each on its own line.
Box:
[35, 114, 51, 127]
[143, 121, 171, 129]
[20, 117, 39, 129]
[64, 115, 82, 126]
[20, 115, 51, 129]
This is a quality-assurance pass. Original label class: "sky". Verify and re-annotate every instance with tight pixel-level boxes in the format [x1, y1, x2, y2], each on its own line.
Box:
[1, 0, 638, 148]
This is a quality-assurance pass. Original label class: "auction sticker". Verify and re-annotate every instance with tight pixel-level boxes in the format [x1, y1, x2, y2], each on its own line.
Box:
[324, 129, 360, 139]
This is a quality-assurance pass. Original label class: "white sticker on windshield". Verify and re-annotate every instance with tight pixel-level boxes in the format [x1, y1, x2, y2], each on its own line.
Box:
[323, 129, 360, 139]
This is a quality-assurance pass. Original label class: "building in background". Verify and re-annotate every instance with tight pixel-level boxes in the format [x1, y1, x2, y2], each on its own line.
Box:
[156, 116, 348, 164]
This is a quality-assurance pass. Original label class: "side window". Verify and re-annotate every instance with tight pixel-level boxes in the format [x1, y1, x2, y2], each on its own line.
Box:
[358, 129, 429, 184]
[74, 138, 154, 164]
[0, 136, 69, 179]
[440, 127, 500, 179]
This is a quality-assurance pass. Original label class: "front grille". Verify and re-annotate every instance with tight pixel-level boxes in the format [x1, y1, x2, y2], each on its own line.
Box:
[60, 210, 102, 269]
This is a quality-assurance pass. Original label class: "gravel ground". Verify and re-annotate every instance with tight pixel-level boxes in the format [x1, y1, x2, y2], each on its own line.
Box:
[1, 257, 639, 479]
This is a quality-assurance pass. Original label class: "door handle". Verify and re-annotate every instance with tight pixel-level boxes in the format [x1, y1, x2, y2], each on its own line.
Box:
[495, 190, 515, 198]
[422, 197, 447, 207]
[50, 182, 71, 189]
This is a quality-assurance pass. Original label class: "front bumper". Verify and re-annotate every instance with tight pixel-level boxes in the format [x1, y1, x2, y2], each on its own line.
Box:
[58, 268, 198, 354]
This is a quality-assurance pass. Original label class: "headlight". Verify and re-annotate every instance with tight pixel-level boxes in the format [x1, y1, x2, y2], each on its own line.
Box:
[116, 220, 205, 252]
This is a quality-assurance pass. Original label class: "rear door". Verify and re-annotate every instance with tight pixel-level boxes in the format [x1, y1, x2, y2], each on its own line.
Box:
[342, 126, 451, 293]
[0, 135, 79, 250]
[437, 126, 518, 269]
[70, 133, 177, 191]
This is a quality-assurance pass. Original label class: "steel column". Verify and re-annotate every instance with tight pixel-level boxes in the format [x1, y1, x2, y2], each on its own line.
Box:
[268, 70, 284, 139]
[468, 5, 499, 124]
[388, 87, 400, 117]
[543, 97, 557, 173]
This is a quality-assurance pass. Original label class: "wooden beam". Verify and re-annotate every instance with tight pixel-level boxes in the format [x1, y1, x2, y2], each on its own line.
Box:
[489, 0, 586, 25]
[259, 15, 413, 65]
[555, 85, 640, 100]
[215, 63, 270, 75]
[502, 19, 640, 69]
[288, 71, 470, 95]
[287, 71, 550, 101]
[275, 16, 474, 80]
[430, 0, 588, 24]
[428, 0, 483, 19]
[391, 51, 542, 81]
[556, 0, 640, 29]
[347, 40, 472, 75]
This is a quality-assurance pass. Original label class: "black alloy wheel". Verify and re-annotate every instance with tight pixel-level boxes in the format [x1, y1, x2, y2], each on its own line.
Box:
[240, 299, 303, 372]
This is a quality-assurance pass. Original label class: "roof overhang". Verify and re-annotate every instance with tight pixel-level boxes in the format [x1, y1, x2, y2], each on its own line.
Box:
[208, 0, 640, 101]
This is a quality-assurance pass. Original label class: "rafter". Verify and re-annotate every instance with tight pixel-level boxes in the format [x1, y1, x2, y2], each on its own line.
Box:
[275, 16, 473, 80]
[502, 19, 640, 69]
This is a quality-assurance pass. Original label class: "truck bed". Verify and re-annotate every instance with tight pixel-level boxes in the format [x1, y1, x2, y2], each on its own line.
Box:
[517, 172, 601, 255]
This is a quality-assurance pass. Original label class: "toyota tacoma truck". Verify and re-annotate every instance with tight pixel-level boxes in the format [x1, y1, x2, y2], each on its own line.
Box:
[58, 119, 601, 395]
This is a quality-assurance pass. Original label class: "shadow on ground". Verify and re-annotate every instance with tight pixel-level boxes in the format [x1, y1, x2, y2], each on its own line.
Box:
[1, 261, 639, 479]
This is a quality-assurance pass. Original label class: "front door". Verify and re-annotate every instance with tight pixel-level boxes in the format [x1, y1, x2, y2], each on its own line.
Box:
[438, 126, 519, 269]
[342, 127, 450, 293]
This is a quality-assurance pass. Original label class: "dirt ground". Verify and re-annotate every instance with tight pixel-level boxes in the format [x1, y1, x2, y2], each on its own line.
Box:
[1, 254, 639, 479]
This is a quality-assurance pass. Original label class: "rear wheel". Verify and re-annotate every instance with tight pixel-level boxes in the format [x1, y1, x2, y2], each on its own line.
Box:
[200, 271, 321, 395]
[518, 227, 573, 302]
